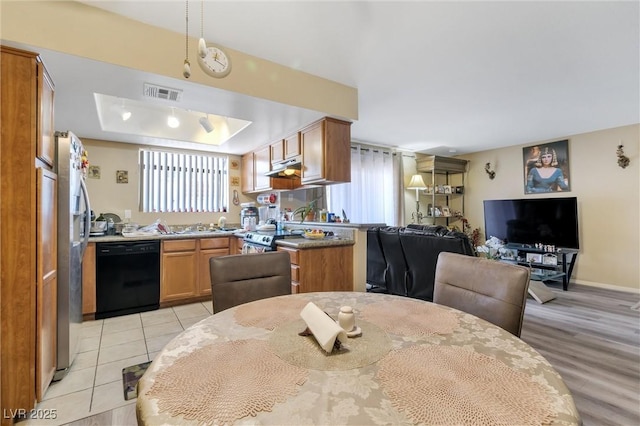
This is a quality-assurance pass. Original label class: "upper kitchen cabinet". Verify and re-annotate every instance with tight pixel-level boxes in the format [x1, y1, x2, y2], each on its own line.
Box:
[241, 152, 255, 193]
[284, 132, 301, 159]
[301, 118, 351, 185]
[37, 62, 55, 168]
[242, 146, 298, 194]
[270, 139, 284, 163]
[269, 134, 300, 163]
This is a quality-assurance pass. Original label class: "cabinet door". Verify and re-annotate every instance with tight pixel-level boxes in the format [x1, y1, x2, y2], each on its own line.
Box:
[241, 153, 254, 193]
[36, 168, 57, 400]
[270, 139, 284, 163]
[37, 61, 55, 168]
[284, 133, 300, 158]
[82, 243, 96, 316]
[300, 121, 324, 184]
[254, 146, 271, 191]
[161, 242, 198, 302]
[199, 248, 230, 296]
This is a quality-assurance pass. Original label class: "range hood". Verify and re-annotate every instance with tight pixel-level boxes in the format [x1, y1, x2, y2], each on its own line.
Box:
[265, 156, 302, 178]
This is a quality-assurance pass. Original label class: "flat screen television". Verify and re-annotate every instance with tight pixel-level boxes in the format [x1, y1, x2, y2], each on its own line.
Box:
[483, 197, 579, 249]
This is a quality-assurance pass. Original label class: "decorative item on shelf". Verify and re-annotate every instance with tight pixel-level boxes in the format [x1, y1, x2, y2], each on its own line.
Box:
[407, 174, 427, 224]
[485, 162, 496, 179]
[616, 143, 630, 169]
[441, 206, 451, 217]
[476, 236, 505, 260]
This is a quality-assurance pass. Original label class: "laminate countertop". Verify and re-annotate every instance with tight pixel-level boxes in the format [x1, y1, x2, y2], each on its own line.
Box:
[88, 231, 355, 249]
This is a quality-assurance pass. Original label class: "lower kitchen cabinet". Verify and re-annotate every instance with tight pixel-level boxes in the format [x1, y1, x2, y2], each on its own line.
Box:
[82, 242, 96, 317]
[278, 245, 353, 293]
[198, 238, 230, 296]
[161, 240, 198, 302]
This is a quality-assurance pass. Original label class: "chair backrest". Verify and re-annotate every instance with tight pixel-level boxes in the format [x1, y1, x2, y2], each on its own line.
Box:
[433, 252, 531, 337]
[210, 251, 292, 313]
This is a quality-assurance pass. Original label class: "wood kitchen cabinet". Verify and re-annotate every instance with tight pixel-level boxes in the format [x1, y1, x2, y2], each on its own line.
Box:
[278, 245, 353, 293]
[161, 240, 198, 302]
[242, 147, 298, 194]
[254, 145, 272, 192]
[271, 133, 300, 163]
[36, 169, 57, 401]
[284, 132, 301, 159]
[241, 152, 255, 193]
[300, 117, 351, 185]
[270, 139, 284, 163]
[198, 238, 230, 296]
[82, 242, 96, 318]
[1, 45, 56, 416]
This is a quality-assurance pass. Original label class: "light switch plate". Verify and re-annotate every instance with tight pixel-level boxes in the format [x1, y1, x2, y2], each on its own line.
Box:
[124, 209, 132, 219]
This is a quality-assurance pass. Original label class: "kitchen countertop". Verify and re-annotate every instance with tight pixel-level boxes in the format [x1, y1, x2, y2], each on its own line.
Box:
[275, 236, 355, 249]
[88, 230, 355, 249]
[88, 230, 239, 243]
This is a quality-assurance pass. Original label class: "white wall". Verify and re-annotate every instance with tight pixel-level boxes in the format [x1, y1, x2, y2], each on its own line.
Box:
[82, 138, 248, 226]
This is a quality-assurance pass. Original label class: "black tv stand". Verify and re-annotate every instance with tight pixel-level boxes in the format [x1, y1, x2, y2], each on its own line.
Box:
[503, 244, 578, 291]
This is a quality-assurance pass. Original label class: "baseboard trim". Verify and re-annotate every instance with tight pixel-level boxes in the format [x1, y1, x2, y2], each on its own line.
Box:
[572, 279, 640, 294]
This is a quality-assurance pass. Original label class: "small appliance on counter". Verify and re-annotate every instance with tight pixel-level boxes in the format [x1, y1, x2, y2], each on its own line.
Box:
[240, 202, 259, 231]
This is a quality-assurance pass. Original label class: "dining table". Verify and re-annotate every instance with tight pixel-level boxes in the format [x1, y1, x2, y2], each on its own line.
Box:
[136, 292, 580, 425]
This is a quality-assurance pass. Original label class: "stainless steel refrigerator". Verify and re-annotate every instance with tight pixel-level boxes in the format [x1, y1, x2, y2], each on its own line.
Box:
[54, 131, 91, 381]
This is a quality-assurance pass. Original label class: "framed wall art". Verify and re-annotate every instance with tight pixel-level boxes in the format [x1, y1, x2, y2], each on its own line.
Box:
[523, 139, 570, 194]
[116, 170, 129, 184]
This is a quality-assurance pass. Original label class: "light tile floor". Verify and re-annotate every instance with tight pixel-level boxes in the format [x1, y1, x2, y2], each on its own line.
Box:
[20, 301, 213, 426]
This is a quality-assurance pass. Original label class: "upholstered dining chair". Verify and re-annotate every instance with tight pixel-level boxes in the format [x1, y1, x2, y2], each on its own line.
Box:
[433, 252, 531, 337]
[209, 251, 292, 313]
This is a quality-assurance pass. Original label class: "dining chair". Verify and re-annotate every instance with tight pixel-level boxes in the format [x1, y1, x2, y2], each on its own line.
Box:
[209, 251, 292, 313]
[433, 252, 531, 337]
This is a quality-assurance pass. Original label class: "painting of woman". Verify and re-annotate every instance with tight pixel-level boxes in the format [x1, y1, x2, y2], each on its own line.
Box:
[523, 140, 570, 193]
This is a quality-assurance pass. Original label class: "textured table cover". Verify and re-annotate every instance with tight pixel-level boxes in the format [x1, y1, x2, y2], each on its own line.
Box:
[137, 292, 580, 425]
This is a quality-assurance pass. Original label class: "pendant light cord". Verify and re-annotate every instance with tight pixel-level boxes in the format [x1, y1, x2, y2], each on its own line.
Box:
[185, 0, 189, 62]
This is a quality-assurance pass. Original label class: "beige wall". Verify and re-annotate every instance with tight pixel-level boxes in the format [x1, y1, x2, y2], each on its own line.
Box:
[0, 0, 357, 120]
[82, 138, 250, 226]
[454, 124, 638, 291]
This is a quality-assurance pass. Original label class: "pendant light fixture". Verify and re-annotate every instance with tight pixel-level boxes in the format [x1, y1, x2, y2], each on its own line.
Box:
[120, 99, 131, 121]
[198, 0, 207, 58]
[199, 114, 214, 133]
[183, 0, 191, 78]
[167, 108, 180, 128]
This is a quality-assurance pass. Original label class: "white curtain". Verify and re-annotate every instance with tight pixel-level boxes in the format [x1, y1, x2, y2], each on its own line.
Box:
[327, 145, 402, 226]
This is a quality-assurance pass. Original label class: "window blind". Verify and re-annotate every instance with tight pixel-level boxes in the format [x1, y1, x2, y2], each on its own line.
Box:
[140, 149, 228, 213]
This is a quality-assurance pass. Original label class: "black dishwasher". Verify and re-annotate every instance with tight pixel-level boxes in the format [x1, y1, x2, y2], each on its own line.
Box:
[95, 240, 160, 319]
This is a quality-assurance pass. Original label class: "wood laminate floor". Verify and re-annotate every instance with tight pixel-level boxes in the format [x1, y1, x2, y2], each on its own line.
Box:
[65, 284, 640, 426]
[520, 283, 640, 426]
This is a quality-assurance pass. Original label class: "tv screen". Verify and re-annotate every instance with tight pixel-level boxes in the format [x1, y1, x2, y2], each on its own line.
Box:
[483, 197, 579, 249]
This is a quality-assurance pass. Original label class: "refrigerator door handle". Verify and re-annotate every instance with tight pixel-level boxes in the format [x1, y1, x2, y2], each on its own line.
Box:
[80, 177, 91, 255]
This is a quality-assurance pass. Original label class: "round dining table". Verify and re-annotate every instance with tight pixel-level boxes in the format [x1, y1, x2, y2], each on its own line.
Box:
[136, 292, 580, 425]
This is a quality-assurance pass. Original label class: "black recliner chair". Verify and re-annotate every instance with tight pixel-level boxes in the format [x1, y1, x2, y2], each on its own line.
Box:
[366, 225, 475, 301]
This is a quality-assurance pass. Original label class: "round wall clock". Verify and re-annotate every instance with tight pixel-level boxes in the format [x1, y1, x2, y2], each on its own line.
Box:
[197, 43, 232, 78]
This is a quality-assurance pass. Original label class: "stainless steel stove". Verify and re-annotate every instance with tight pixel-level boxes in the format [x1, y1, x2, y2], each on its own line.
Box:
[242, 231, 303, 252]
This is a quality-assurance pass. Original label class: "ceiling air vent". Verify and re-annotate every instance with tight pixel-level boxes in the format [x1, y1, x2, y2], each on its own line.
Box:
[143, 83, 183, 102]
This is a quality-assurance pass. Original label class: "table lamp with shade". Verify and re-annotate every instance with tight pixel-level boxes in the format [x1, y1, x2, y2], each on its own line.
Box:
[407, 174, 427, 224]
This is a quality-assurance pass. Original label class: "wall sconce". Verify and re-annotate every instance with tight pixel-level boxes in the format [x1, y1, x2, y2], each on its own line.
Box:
[616, 144, 630, 169]
[485, 162, 496, 179]
[407, 174, 427, 224]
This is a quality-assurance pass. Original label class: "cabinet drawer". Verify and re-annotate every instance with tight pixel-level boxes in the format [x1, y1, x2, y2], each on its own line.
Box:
[278, 247, 299, 264]
[291, 264, 300, 282]
[200, 237, 229, 249]
[163, 239, 197, 252]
